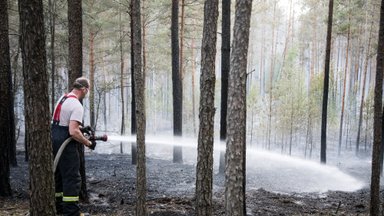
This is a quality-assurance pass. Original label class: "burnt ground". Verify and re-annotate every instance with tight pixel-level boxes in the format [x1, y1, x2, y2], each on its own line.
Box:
[0, 151, 373, 216]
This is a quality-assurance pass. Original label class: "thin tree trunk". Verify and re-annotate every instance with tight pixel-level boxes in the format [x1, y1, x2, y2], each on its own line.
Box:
[119, 5, 125, 154]
[219, 0, 230, 175]
[49, 0, 56, 113]
[103, 60, 107, 131]
[172, 0, 183, 163]
[268, 0, 277, 150]
[338, 13, 351, 156]
[289, 97, 294, 156]
[196, 0, 219, 214]
[9, 47, 19, 167]
[279, 0, 293, 78]
[119, 6, 125, 136]
[130, 0, 137, 165]
[260, 23, 265, 96]
[142, 0, 146, 79]
[67, 0, 83, 88]
[225, 1, 252, 215]
[191, 38, 197, 135]
[132, 0, 146, 214]
[356, 20, 373, 154]
[89, 30, 95, 128]
[321, 0, 334, 164]
[180, 0, 185, 81]
[67, 0, 88, 201]
[370, 1, 384, 214]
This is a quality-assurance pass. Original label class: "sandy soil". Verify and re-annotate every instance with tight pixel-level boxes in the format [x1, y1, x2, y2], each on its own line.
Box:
[0, 152, 373, 216]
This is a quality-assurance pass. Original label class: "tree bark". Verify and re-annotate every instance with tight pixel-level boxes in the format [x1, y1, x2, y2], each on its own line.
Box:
[172, 0, 183, 163]
[268, 0, 277, 150]
[19, 0, 56, 214]
[49, 0, 56, 113]
[370, 0, 384, 215]
[67, 0, 83, 88]
[180, 0, 185, 81]
[0, 0, 12, 197]
[321, 0, 334, 164]
[225, 0, 252, 215]
[356, 20, 373, 154]
[119, 6, 125, 136]
[338, 12, 351, 156]
[195, 0, 219, 215]
[130, 0, 137, 165]
[89, 30, 95, 128]
[191, 38, 197, 135]
[67, 0, 88, 201]
[132, 0, 146, 215]
[219, 0, 230, 175]
[142, 0, 146, 79]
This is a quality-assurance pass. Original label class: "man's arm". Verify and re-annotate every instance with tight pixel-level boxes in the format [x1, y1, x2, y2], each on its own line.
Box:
[69, 120, 92, 147]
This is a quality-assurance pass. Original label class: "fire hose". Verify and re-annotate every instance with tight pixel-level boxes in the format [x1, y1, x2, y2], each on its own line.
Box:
[53, 126, 108, 173]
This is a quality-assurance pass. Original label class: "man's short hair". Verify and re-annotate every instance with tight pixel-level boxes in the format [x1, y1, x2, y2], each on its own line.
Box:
[73, 77, 90, 89]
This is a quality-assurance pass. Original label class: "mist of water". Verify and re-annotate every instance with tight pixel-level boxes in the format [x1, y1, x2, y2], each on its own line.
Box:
[97, 134, 365, 193]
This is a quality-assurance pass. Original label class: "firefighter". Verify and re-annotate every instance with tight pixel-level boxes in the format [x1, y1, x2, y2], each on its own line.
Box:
[51, 77, 94, 216]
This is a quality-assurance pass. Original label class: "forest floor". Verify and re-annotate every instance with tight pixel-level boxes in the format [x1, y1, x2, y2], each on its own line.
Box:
[0, 150, 376, 216]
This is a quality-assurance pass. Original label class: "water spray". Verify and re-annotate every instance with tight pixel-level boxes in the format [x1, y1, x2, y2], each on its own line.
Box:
[53, 126, 108, 173]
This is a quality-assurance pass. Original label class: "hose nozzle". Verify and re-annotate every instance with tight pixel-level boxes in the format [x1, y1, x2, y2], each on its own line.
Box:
[91, 134, 108, 142]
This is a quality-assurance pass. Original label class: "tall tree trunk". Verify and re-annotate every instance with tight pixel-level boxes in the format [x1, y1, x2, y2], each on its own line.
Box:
[219, 0, 230, 175]
[338, 13, 351, 156]
[307, 2, 317, 158]
[179, 0, 186, 133]
[9, 47, 18, 167]
[356, 20, 373, 154]
[321, 0, 334, 164]
[142, 0, 146, 79]
[195, 0, 218, 215]
[19, 0, 56, 214]
[130, 0, 137, 165]
[192, 38, 197, 135]
[268, 0, 277, 150]
[119, 5, 125, 153]
[49, 0, 56, 113]
[260, 17, 266, 97]
[67, 0, 82, 88]
[0, 0, 12, 197]
[172, 0, 183, 163]
[180, 0, 185, 81]
[67, 0, 88, 201]
[89, 30, 95, 128]
[132, 0, 146, 214]
[102, 57, 107, 131]
[225, 0, 252, 215]
[370, 1, 384, 215]
[279, 0, 293, 78]
[119, 6, 125, 136]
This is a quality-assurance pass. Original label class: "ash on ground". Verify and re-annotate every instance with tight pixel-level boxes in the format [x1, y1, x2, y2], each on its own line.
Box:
[1, 152, 374, 216]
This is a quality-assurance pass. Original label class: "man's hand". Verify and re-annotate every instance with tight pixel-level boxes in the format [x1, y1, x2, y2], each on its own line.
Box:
[69, 120, 93, 147]
[89, 140, 97, 150]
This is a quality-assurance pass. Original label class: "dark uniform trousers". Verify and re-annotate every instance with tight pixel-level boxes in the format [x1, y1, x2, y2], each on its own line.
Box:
[52, 124, 81, 216]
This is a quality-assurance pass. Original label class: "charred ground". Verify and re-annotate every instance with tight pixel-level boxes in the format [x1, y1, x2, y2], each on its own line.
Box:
[0, 152, 373, 215]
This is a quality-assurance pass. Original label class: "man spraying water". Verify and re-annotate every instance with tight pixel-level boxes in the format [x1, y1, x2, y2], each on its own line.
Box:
[51, 77, 106, 216]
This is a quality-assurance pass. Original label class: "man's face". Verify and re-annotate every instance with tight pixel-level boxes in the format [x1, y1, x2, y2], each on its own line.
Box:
[81, 86, 90, 99]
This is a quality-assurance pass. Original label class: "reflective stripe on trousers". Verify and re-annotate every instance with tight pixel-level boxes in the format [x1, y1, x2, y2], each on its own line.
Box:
[63, 196, 79, 202]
